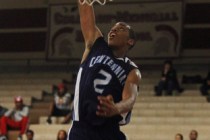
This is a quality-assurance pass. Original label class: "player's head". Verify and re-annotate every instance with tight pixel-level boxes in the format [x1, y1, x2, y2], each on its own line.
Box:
[108, 22, 136, 52]
[189, 130, 198, 140]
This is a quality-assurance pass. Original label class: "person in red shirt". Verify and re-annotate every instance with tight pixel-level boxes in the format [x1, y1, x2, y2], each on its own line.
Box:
[0, 96, 29, 140]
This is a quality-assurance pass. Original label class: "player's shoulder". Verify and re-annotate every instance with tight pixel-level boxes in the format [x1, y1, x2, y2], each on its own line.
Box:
[89, 37, 109, 53]
[93, 37, 107, 46]
[124, 57, 138, 68]
[124, 57, 141, 80]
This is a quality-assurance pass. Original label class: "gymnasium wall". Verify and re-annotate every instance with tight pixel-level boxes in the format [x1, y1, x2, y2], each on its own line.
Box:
[0, 0, 209, 60]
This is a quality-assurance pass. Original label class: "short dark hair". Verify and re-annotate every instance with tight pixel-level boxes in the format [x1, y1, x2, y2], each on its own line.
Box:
[116, 22, 136, 50]
[128, 28, 136, 50]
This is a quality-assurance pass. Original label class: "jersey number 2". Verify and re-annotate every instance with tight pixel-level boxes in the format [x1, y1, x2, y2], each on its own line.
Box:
[73, 68, 112, 121]
[94, 69, 112, 94]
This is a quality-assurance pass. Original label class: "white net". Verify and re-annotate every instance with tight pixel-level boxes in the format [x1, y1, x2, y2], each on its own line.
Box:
[79, 0, 112, 6]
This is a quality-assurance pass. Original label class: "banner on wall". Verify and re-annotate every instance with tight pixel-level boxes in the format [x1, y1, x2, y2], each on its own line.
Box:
[46, 1, 183, 60]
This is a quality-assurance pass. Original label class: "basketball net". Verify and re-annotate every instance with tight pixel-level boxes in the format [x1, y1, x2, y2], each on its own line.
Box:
[79, 0, 113, 6]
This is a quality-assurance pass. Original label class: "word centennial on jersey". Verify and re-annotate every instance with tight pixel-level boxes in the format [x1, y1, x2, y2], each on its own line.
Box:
[89, 55, 127, 85]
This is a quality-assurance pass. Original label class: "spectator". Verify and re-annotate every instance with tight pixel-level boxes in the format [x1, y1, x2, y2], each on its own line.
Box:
[200, 71, 210, 96]
[26, 129, 34, 140]
[57, 129, 67, 140]
[0, 107, 4, 139]
[0, 105, 8, 140]
[155, 60, 184, 96]
[0, 96, 29, 140]
[0, 106, 8, 118]
[47, 83, 72, 124]
[189, 130, 198, 140]
[175, 133, 184, 140]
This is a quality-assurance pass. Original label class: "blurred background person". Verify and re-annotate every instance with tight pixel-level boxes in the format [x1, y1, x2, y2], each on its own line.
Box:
[47, 83, 72, 124]
[200, 71, 210, 96]
[0, 105, 8, 140]
[175, 133, 184, 140]
[0, 106, 8, 118]
[189, 130, 198, 140]
[155, 60, 184, 96]
[0, 96, 29, 140]
[56, 129, 67, 140]
[26, 129, 34, 140]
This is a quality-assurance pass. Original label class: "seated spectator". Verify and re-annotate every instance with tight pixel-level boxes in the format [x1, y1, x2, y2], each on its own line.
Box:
[155, 60, 184, 96]
[189, 130, 198, 140]
[200, 71, 210, 96]
[47, 83, 72, 124]
[26, 129, 34, 140]
[0, 106, 8, 118]
[0, 96, 29, 140]
[57, 129, 67, 140]
[0, 105, 8, 140]
[175, 133, 184, 140]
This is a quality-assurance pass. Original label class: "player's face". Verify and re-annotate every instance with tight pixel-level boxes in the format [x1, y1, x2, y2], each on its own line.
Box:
[108, 22, 130, 50]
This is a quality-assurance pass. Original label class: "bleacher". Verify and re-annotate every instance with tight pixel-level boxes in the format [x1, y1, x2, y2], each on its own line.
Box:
[0, 69, 210, 140]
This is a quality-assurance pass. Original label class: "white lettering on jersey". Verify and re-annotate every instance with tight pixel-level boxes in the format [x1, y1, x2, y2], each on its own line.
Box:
[89, 55, 128, 85]
[94, 69, 112, 94]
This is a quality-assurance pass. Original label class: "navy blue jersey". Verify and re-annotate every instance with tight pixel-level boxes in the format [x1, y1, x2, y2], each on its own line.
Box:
[73, 37, 138, 126]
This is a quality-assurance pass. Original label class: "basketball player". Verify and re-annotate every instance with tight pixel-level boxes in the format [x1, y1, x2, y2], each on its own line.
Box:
[68, 0, 141, 140]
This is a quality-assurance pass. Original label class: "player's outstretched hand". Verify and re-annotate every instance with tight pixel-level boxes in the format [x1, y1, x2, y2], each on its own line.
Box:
[96, 95, 120, 117]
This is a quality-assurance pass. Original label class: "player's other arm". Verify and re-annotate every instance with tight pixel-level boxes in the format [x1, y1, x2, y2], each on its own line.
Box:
[116, 69, 141, 114]
[97, 69, 141, 117]
[78, 0, 103, 63]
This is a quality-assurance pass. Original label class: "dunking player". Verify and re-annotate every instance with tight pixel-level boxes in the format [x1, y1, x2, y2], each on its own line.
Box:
[68, 0, 141, 140]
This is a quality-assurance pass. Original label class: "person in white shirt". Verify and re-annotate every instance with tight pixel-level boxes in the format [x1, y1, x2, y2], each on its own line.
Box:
[47, 83, 72, 124]
[0, 96, 29, 140]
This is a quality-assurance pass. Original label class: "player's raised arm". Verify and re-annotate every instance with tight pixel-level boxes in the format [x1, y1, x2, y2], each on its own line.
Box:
[78, 0, 102, 49]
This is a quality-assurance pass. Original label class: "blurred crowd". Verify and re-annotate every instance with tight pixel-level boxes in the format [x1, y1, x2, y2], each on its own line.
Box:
[0, 60, 209, 140]
[0, 82, 73, 140]
[154, 60, 210, 96]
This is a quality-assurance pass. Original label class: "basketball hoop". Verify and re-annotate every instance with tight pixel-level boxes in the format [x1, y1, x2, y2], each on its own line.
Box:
[79, 0, 113, 6]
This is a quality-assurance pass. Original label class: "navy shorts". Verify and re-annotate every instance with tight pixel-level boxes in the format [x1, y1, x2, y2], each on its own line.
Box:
[68, 121, 126, 140]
